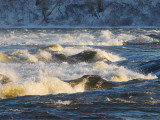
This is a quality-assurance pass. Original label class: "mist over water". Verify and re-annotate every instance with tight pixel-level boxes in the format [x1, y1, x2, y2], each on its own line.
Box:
[0, 29, 160, 119]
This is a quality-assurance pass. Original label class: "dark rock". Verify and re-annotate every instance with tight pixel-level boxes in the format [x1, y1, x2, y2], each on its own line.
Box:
[68, 75, 116, 91]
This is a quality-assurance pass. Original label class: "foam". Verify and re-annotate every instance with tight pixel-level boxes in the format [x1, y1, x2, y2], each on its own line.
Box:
[127, 35, 159, 44]
[97, 30, 135, 46]
[1, 29, 159, 47]
[37, 50, 52, 61]
[103, 65, 157, 82]
[0, 62, 157, 99]
[0, 76, 85, 99]
[54, 100, 72, 105]
[94, 49, 125, 62]
[0, 65, 19, 83]
[0, 84, 26, 98]
[19, 53, 38, 63]
[0, 29, 158, 99]
[44, 44, 63, 52]
[0, 53, 9, 62]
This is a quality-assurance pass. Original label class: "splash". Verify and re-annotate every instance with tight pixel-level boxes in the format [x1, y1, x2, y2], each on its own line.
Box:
[126, 35, 159, 44]
[0, 84, 26, 98]
[37, 50, 52, 61]
[0, 53, 9, 62]
[43, 44, 63, 52]
[94, 49, 125, 62]
[0, 75, 86, 99]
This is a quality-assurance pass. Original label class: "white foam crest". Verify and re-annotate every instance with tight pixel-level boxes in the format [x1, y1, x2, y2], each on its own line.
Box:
[62, 46, 92, 56]
[23, 75, 85, 95]
[60, 33, 95, 46]
[101, 64, 157, 82]
[94, 49, 125, 62]
[0, 72, 86, 98]
[127, 35, 159, 44]
[0, 30, 135, 47]
[44, 44, 63, 52]
[0, 61, 157, 99]
[39, 62, 156, 82]
[24, 77, 73, 95]
[0, 64, 20, 83]
[37, 50, 52, 61]
[96, 30, 135, 46]
[19, 52, 38, 63]
[9, 49, 38, 62]
[54, 100, 72, 105]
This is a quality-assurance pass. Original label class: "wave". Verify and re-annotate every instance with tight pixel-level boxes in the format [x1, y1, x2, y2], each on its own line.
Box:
[1, 29, 160, 47]
[0, 73, 156, 99]
[2, 44, 122, 63]
[124, 34, 160, 45]
[0, 65, 156, 99]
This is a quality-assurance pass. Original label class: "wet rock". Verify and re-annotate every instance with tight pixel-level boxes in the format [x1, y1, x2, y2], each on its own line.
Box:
[0, 74, 11, 84]
[147, 34, 160, 40]
[70, 50, 110, 63]
[70, 51, 97, 62]
[52, 54, 75, 63]
[68, 75, 116, 91]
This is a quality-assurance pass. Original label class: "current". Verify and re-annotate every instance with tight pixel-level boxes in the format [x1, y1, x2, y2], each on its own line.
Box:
[0, 28, 160, 119]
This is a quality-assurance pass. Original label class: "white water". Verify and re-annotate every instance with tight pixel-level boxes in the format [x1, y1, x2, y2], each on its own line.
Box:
[0, 29, 158, 99]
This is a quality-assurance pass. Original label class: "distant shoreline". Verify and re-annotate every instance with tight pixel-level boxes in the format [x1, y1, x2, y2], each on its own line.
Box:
[0, 26, 160, 29]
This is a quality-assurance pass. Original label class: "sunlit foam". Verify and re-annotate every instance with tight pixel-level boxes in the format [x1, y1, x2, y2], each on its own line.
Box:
[44, 44, 63, 52]
[127, 35, 159, 44]
[111, 73, 131, 82]
[94, 49, 125, 62]
[19, 53, 38, 63]
[0, 63, 157, 99]
[0, 75, 86, 99]
[0, 53, 9, 62]
[99, 30, 124, 46]
[103, 65, 157, 82]
[0, 84, 26, 98]
[8, 49, 38, 62]
[94, 61, 107, 68]
[0, 65, 19, 83]
[37, 50, 52, 61]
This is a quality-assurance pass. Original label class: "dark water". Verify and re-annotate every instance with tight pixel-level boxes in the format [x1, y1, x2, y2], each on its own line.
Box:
[0, 29, 160, 119]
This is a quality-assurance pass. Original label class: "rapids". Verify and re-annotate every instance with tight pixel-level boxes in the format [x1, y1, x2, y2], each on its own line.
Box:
[0, 28, 159, 119]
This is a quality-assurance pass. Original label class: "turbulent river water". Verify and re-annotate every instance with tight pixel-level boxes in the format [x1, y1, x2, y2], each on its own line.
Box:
[0, 28, 160, 119]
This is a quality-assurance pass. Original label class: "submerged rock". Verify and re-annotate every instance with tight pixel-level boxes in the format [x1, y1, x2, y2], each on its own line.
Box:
[70, 50, 110, 63]
[147, 34, 160, 40]
[0, 74, 11, 84]
[53, 54, 75, 63]
[68, 75, 116, 91]
[70, 51, 97, 62]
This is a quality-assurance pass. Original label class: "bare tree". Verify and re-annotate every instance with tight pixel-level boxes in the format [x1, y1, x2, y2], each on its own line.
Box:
[38, 0, 62, 25]
[38, 0, 104, 25]
[97, 0, 103, 12]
